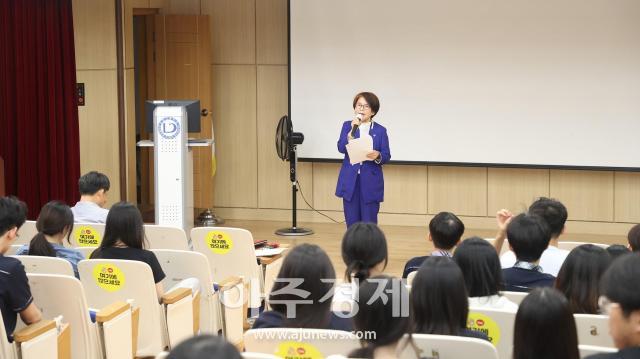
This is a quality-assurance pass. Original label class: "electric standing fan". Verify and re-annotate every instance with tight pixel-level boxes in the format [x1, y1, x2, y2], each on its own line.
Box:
[274, 115, 313, 236]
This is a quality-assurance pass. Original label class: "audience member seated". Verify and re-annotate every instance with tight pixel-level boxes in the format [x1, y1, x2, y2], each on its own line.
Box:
[513, 287, 579, 359]
[453, 237, 518, 311]
[627, 224, 640, 253]
[167, 334, 242, 359]
[0, 197, 42, 341]
[498, 197, 570, 276]
[253, 243, 352, 331]
[402, 212, 464, 278]
[334, 222, 388, 306]
[410, 256, 489, 341]
[586, 254, 640, 358]
[16, 201, 84, 277]
[555, 244, 611, 314]
[501, 213, 556, 292]
[606, 244, 630, 260]
[349, 276, 410, 358]
[70, 171, 110, 223]
[90, 202, 198, 298]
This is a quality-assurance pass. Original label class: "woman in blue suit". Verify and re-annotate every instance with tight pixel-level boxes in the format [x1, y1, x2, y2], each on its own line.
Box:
[336, 92, 391, 227]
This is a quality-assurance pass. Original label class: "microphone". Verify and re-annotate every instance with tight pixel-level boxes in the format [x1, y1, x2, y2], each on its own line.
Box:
[350, 114, 363, 138]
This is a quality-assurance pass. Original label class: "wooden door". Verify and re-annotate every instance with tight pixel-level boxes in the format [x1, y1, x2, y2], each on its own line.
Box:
[141, 15, 214, 212]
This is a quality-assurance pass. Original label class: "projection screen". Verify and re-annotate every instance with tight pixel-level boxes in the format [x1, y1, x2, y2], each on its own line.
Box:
[289, 0, 640, 168]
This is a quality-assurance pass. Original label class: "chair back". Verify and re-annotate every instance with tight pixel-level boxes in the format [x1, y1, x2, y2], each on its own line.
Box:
[399, 333, 499, 359]
[15, 221, 38, 245]
[500, 291, 528, 305]
[574, 314, 615, 348]
[70, 223, 106, 247]
[244, 329, 360, 357]
[27, 273, 100, 359]
[406, 271, 417, 286]
[78, 259, 165, 356]
[468, 307, 517, 359]
[0, 311, 17, 359]
[75, 246, 97, 258]
[152, 249, 220, 334]
[5, 245, 22, 256]
[145, 225, 190, 250]
[14, 256, 74, 277]
[557, 241, 609, 251]
[578, 344, 617, 358]
[191, 227, 262, 307]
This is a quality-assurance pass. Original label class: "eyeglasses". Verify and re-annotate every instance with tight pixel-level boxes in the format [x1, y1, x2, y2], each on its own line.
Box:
[598, 296, 617, 315]
[355, 103, 370, 110]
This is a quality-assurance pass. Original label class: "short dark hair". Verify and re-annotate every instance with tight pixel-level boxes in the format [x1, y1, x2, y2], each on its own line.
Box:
[453, 237, 503, 297]
[167, 335, 242, 359]
[606, 244, 631, 260]
[92, 202, 145, 257]
[513, 287, 579, 359]
[410, 257, 468, 336]
[350, 275, 410, 358]
[555, 244, 611, 314]
[341, 222, 388, 282]
[269, 244, 336, 328]
[528, 197, 568, 239]
[627, 224, 640, 252]
[600, 253, 640, 316]
[0, 196, 28, 237]
[506, 213, 551, 262]
[352, 92, 380, 118]
[429, 212, 465, 250]
[78, 171, 110, 196]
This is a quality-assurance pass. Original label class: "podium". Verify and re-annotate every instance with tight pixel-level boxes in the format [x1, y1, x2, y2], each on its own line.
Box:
[137, 103, 213, 232]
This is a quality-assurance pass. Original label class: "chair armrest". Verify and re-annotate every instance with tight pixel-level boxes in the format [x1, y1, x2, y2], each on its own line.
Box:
[13, 320, 56, 343]
[132, 307, 140, 356]
[193, 291, 201, 334]
[96, 301, 131, 323]
[258, 253, 283, 265]
[162, 287, 191, 305]
[57, 323, 71, 359]
[219, 276, 243, 292]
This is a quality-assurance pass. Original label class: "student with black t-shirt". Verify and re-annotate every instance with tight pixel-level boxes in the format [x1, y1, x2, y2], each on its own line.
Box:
[0, 197, 42, 341]
[90, 202, 198, 298]
[502, 213, 555, 292]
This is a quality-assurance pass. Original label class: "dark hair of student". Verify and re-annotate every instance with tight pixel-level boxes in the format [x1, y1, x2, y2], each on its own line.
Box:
[78, 171, 110, 196]
[627, 224, 640, 252]
[269, 244, 336, 328]
[341, 222, 388, 282]
[350, 275, 410, 359]
[353, 92, 381, 118]
[606, 244, 630, 260]
[453, 237, 503, 297]
[0, 196, 28, 237]
[600, 253, 640, 316]
[91, 202, 146, 258]
[167, 334, 242, 359]
[411, 256, 468, 336]
[555, 244, 611, 314]
[506, 213, 551, 262]
[513, 287, 579, 359]
[28, 201, 74, 257]
[429, 212, 465, 250]
[528, 197, 568, 239]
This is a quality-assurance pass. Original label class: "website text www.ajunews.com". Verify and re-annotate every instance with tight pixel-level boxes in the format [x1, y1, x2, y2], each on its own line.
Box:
[251, 329, 377, 341]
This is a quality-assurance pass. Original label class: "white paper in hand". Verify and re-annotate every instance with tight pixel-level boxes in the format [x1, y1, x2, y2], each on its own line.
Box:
[346, 135, 373, 165]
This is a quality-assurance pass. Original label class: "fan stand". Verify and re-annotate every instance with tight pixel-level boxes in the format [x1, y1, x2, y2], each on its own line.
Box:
[276, 146, 314, 236]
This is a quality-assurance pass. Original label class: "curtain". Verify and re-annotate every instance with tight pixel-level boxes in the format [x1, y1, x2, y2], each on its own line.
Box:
[0, 0, 80, 218]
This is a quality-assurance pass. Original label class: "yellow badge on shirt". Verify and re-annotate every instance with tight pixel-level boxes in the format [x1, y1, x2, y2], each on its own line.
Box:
[275, 341, 323, 359]
[205, 231, 233, 254]
[75, 225, 101, 247]
[468, 312, 501, 345]
[93, 263, 126, 292]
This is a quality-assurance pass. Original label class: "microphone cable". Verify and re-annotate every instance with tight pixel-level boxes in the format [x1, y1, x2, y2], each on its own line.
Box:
[294, 180, 345, 224]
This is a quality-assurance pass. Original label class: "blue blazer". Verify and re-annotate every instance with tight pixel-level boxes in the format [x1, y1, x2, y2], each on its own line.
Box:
[335, 120, 391, 203]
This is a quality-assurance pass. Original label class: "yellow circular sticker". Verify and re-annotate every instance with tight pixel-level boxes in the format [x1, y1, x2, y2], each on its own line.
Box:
[468, 312, 501, 345]
[75, 226, 102, 247]
[93, 263, 126, 292]
[275, 341, 323, 359]
[205, 231, 233, 254]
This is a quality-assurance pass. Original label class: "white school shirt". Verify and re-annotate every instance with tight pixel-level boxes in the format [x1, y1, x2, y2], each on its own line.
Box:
[500, 245, 570, 277]
[71, 201, 109, 224]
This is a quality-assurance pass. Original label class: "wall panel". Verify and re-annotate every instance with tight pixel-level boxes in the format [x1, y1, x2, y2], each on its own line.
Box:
[73, 0, 117, 70]
[615, 172, 640, 223]
[550, 170, 614, 222]
[202, 0, 256, 64]
[256, 0, 288, 64]
[380, 165, 428, 214]
[488, 168, 549, 215]
[428, 166, 487, 216]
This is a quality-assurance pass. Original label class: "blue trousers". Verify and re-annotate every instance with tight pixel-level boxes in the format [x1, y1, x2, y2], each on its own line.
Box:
[343, 174, 380, 228]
